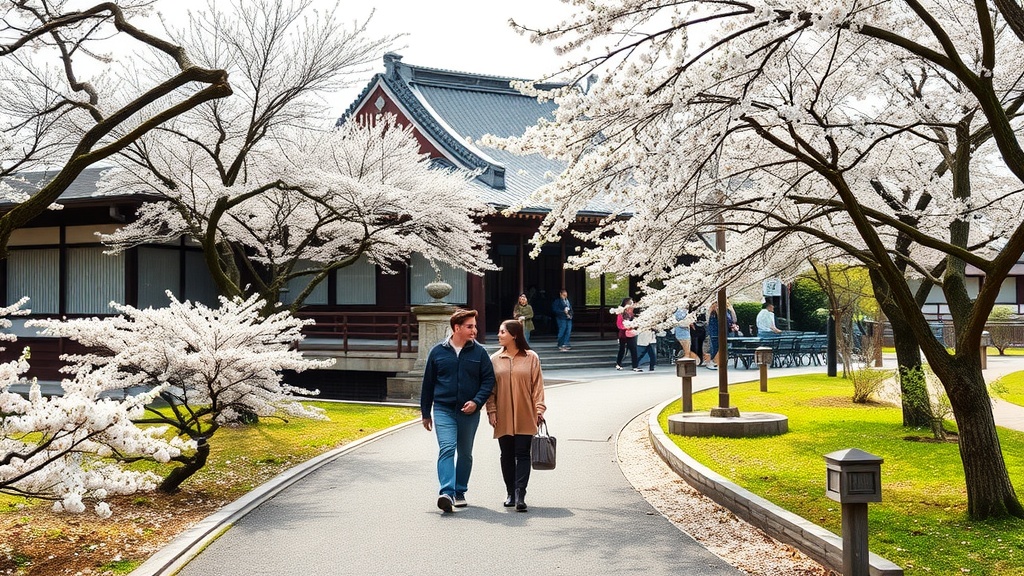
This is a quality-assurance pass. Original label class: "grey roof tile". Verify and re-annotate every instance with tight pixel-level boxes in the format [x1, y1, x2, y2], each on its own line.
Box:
[344, 54, 623, 216]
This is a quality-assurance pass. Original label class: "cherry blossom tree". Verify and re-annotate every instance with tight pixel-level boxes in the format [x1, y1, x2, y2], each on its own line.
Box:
[0, 301, 188, 516]
[100, 114, 495, 314]
[29, 292, 333, 492]
[503, 0, 1024, 518]
[94, 0, 494, 313]
[0, 0, 230, 255]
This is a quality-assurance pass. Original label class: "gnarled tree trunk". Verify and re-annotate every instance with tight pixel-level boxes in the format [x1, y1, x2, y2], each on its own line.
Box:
[159, 437, 210, 493]
[941, 357, 1024, 518]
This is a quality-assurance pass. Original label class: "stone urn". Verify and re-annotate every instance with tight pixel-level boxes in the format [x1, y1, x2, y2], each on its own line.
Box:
[424, 275, 452, 303]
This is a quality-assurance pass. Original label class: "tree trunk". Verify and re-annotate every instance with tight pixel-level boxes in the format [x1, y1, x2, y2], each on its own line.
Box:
[943, 358, 1024, 518]
[890, 320, 932, 427]
[159, 436, 210, 493]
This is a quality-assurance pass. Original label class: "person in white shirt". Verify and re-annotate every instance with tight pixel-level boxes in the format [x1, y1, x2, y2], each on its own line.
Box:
[756, 302, 783, 336]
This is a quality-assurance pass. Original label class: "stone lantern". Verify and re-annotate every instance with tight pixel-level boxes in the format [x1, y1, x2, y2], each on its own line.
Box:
[824, 448, 883, 576]
[675, 357, 697, 412]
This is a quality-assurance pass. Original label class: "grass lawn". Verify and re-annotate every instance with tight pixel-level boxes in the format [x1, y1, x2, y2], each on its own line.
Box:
[989, 347, 1024, 356]
[139, 401, 421, 499]
[659, 374, 1024, 576]
[993, 371, 1024, 407]
[0, 401, 419, 574]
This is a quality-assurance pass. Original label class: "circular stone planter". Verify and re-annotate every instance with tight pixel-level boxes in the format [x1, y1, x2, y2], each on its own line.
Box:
[667, 411, 788, 437]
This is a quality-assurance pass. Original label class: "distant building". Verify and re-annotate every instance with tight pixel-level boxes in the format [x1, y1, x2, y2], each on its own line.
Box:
[338, 53, 626, 335]
[912, 262, 1024, 321]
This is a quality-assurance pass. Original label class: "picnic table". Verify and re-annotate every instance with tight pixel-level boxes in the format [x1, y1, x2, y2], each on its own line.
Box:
[725, 333, 828, 369]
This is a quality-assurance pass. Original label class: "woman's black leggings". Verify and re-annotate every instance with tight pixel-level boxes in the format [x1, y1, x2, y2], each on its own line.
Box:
[616, 336, 638, 368]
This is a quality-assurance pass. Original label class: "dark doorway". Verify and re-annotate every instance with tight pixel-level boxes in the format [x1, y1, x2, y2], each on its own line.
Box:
[484, 234, 568, 335]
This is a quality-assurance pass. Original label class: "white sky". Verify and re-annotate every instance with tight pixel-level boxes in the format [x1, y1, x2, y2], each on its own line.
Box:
[346, 0, 574, 113]
[145, 0, 576, 119]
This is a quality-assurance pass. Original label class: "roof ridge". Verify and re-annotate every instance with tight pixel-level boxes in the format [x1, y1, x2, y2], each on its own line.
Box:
[385, 52, 566, 95]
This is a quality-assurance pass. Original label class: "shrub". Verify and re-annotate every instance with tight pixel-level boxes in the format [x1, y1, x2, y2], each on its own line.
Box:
[851, 368, 891, 403]
[733, 301, 761, 336]
[789, 276, 828, 333]
[900, 365, 954, 439]
[988, 305, 1018, 321]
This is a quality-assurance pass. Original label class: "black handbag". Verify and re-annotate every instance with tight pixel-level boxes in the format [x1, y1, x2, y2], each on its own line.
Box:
[531, 420, 557, 470]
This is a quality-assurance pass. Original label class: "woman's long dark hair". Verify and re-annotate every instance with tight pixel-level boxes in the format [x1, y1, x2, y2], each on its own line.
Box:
[620, 297, 634, 319]
[501, 319, 531, 353]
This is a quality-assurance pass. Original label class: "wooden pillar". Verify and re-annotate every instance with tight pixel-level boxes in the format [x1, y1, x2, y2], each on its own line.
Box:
[468, 273, 486, 342]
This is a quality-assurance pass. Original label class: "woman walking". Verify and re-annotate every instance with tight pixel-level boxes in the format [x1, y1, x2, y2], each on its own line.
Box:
[615, 297, 641, 371]
[487, 319, 546, 512]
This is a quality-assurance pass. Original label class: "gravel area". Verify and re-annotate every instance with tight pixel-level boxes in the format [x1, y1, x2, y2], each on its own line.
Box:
[616, 412, 836, 576]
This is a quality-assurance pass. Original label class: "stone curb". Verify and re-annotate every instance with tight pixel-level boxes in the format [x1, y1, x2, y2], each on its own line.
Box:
[128, 418, 422, 576]
[647, 397, 904, 576]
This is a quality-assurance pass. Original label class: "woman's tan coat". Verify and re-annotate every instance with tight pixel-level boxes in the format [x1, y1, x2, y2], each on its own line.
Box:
[486, 349, 546, 438]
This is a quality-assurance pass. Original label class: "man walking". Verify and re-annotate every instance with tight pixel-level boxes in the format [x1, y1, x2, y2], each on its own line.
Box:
[421, 309, 495, 513]
[552, 289, 574, 351]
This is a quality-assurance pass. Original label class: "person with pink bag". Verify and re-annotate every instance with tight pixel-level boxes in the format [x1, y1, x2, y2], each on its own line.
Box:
[615, 297, 641, 372]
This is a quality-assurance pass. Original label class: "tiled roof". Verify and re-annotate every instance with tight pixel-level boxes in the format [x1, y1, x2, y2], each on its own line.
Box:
[342, 54, 620, 216]
[1, 166, 113, 203]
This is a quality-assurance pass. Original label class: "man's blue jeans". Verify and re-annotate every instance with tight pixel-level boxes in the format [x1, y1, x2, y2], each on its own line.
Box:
[432, 404, 481, 498]
[556, 318, 572, 347]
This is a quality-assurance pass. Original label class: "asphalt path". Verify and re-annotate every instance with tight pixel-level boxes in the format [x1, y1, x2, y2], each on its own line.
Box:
[174, 366, 755, 576]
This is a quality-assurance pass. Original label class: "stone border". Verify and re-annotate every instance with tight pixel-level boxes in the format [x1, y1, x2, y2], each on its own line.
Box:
[647, 397, 903, 576]
[128, 418, 421, 576]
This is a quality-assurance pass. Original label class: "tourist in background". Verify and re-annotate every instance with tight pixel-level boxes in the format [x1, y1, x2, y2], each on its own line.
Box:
[674, 308, 693, 360]
[691, 307, 708, 366]
[615, 297, 641, 372]
[706, 302, 720, 370]
[636, 327, 657, 371]
[552, 289, 573, 351]
[726, 299, 743, 337]
[513, 292, 535, 343]
[756, 302, 783, 337]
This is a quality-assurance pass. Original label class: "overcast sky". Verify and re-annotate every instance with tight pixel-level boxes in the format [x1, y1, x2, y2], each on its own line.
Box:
[146, 0, 576, 118]
[333, 0, 575, 114]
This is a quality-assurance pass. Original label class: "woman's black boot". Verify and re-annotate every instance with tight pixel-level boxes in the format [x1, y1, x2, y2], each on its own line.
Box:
[515, 488, 527, 512]
[504, 494, 515, 507]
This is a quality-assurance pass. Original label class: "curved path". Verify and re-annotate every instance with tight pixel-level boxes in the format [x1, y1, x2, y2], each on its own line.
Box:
[142, 354, 1024, 576]
[169, 366, 759, 576]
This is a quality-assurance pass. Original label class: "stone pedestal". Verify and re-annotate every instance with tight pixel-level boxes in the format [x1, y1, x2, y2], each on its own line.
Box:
[668, 411, 788, 437]
[386, 303, 455, 400]
[410, 303, 456, 373]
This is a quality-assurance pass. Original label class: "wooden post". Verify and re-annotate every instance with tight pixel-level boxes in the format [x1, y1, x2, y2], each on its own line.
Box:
[841, 502, 870, 576]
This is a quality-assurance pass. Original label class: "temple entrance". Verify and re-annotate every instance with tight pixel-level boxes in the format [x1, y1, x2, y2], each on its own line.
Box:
[484, 233, 568, 335]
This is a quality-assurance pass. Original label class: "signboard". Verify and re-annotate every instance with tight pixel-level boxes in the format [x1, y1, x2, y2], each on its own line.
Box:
[762, 278, 783, 297]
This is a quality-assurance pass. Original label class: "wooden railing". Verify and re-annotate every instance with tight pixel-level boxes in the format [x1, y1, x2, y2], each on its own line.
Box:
[296, 311, 416, 358]
[566, 307, 613, 339]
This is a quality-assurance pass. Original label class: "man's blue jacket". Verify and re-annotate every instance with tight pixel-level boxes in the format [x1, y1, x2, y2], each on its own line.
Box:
[420, 338, 496, 419]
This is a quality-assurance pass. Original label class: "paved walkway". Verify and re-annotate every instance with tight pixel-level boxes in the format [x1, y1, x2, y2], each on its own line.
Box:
[137, 355, 1024, 576]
